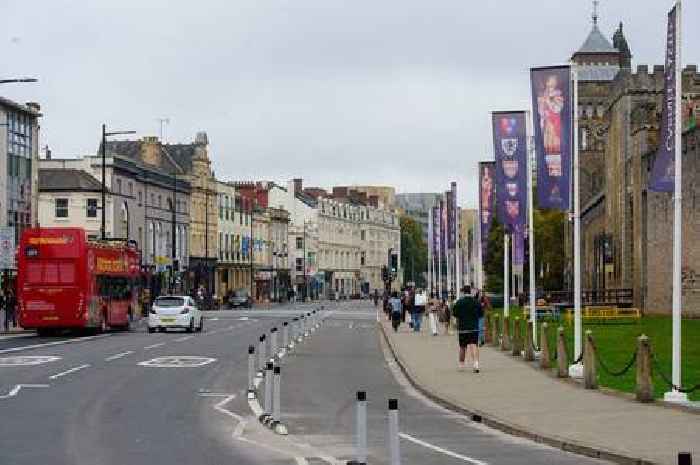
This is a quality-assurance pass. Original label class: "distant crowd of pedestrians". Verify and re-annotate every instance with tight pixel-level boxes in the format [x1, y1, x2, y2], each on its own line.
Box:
[1, 288, 18, 332]
[378, 285, 491, 373]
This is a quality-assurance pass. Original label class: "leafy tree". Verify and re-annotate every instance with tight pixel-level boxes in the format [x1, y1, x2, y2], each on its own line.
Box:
[400, 215, 427, 287]
[483, 218, 505, 293]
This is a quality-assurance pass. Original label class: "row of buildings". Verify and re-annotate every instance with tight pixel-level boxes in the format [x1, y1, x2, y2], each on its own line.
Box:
[0, 99, 401, 302]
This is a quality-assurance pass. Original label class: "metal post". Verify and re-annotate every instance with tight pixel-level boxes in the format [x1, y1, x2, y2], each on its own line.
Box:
[305, 313, 311, 337]
[258, 335, 266, 375]
[264, 362, 273, 416]
[290, 318, 298, 348]
[101, 124, 107, 240]
[298, 316, 305, 342]
[355, 391, 367, 464]
[666, 0, 687, 403]
[504, 233, 510, 317]
[247, 345, 256, 399]
[388, 398, 400, 465]
[526, 110, 537, 349]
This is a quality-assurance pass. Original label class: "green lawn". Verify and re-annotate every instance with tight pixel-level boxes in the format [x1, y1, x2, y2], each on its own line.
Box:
[490, 307, 700, 401]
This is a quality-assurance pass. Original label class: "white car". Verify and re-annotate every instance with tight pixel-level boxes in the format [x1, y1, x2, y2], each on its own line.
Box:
[148, 296, 203, 333]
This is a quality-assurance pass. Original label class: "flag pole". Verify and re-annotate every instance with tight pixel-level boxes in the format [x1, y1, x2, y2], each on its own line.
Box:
[665, 0, 687, 403]
[569, 61, 584, 378]
[504, 233, 510, 317]
[437, 203, 443, 300]
[526, 110, 537, 349]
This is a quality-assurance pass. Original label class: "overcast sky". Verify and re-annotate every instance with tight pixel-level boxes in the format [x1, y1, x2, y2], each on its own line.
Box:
[3, 0, 698, 208]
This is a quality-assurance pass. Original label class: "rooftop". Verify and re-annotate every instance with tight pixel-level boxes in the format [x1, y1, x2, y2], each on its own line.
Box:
[39, 168, 105, 192]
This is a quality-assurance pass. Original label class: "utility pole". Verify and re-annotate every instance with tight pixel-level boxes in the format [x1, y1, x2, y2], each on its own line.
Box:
[303, 221, 307, 302]
[171, 170, 177, 293]
[101, 125, 136, 240]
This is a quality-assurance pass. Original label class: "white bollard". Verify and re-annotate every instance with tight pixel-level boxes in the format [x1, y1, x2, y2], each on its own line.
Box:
[264, 362, 273, 418]
[271, 327, 278, 359]
[355, 391, 367, 464]
[282, 322, 289, 354]
[272, 367, 282, 424]
[305, 313, 311, 337]
[247, 345, 256, 399]
[258, 335, 266, 375]
[290, 318, 298, 349]
[299, 316, 306, 341]
[388, 399, 400, 465]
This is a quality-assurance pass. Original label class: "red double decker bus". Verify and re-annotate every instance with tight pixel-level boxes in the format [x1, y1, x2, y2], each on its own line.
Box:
[17, 227, 141, 335]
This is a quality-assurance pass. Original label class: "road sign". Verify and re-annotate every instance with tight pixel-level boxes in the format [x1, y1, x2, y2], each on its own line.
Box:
[0, 227, 16, 270]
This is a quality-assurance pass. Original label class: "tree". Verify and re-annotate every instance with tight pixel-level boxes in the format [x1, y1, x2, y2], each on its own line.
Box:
[400, 215, 427, 287]
[483, 218, 505, 293]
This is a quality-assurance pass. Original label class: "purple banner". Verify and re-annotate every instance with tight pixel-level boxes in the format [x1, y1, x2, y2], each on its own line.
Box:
[446, 190, 454, 250]
[493, 111, 528, 228]
[452, 185, 457, 252]
[531, 66, 572, 210]
[513, 225, 525, 267]
[440, 199, 447, 259]
[479, 161, 496, 263]
[432, 206, 441, 259]
[649, 5, 678, 193]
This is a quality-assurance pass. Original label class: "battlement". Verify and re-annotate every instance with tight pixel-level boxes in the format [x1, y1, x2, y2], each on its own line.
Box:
[608, 64, 700, 104]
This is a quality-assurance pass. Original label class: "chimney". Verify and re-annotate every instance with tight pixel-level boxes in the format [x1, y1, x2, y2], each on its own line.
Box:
[141, 136, 161, 166]
[293, 178, 303, 195]
[25, 102, 41, 112]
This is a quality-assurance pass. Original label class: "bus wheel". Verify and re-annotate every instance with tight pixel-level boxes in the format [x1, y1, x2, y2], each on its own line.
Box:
[37, 328, 54, 337]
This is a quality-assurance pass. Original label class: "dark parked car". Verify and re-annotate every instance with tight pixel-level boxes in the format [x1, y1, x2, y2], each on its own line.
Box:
[227, 289, 252, 309]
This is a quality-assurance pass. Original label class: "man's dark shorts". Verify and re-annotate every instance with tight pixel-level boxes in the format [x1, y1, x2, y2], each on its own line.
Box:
[459, 331, 478, 347]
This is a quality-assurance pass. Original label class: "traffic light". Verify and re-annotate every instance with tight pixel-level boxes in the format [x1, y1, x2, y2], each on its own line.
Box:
[390, 252, 398, 276]
[382, 266, 389, 282]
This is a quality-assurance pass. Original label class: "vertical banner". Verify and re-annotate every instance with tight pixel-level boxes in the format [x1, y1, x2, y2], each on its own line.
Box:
[531, 66, 572, 210]
[493, 111, 528, 228]
[446, 190, 454, 250]
[513, 224, 525, 271]
[649, 5, 678, 192]
[478, 161, 496, 263]
[440, 199, 447, 259]
[449, 182, 457, 250]
[432, 206, 441, 260]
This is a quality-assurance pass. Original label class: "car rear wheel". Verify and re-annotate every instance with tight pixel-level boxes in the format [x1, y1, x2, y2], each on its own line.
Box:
[197, 317, 203, 332]
[186, 318, 194, 333]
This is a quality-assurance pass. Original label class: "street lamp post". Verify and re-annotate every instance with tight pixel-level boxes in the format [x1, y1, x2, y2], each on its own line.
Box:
[0, 78, 37, 84]
[101, 125, 136, 240]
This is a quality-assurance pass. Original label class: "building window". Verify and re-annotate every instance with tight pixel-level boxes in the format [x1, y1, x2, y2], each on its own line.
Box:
[158, 195, 162, 208]
[116, 179, 122, 194]
[361, 230, 366, 240]
[128, 182, 133, 195]
[219, 232, 223, 260]
[296, 258, 303, 272]
[86, 198, 98, 218]
[55, 198, 68, 218]
[361, 252, 366, 266]
[138, 191, 142, 205]
[296, 237, 303, 250]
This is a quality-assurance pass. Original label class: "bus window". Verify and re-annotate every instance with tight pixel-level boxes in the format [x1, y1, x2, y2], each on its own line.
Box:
[44, 262, 59, 283]
[27, 262, 42, 284]
[59, 262, 76, 284]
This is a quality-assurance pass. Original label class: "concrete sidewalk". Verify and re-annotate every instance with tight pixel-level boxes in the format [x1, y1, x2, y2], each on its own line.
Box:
[380, 320, 699, 465]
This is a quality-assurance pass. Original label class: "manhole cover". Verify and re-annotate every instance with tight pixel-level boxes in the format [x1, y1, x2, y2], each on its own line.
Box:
[0, 356, 61, 366]
[138, 356, 217, 368]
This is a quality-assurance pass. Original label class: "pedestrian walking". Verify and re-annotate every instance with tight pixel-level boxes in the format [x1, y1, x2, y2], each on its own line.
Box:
[4, 288, 17, 332]
[373, 289, 379, 307]
[452, 285, 482, 372]
[389, 291, 403, 332]
[478, 292, 492, 346]
[440, 298, 451, 335]
[428, 292, 440, 336]
[413, 288, 426, 332]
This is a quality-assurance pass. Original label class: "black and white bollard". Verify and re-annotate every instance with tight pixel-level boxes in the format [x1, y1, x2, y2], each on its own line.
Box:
[388, 399, 400, 465]
[262, 362, 273, 422]
[270, 327, 278, 360]
[355, 391, 368, 465]
[247, 345, 256, 399]
[282, 322, 289, 356]
[305, 313, 311, 337]
[257, 335, 266, 376]
[272, 366, 288, 434]
[311, 310, 317, 332]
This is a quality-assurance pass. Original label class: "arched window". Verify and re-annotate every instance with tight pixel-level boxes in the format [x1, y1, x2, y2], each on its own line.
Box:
[149, 222, 155, 262]
[121, 202, 129, 239]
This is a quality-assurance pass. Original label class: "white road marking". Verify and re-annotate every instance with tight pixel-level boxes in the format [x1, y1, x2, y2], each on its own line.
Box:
[174, 335, 193, 342]
[0, 384, 49, 399]
[138, 356, 216, 368]
[104, 351, 133, 361]
[294, 458, 309, 465]
[399, 432, 489, 465]
[0, 355, 61, 366]
[143, 342, 165, 350]
[49, 364, 91, 380]
[198, 393, 248, 438]
[0, 334, 110, 355]
[209, 318, 219, 321]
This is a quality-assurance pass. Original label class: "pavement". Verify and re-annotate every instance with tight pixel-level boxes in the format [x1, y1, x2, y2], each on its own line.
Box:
[380, 314, 700, 465]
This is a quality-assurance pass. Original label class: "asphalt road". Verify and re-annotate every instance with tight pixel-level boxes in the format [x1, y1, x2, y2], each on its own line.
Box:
[0, 300, 614, 465]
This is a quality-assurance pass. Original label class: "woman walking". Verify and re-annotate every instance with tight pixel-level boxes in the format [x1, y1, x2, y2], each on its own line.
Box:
[389, 292, 403, 332]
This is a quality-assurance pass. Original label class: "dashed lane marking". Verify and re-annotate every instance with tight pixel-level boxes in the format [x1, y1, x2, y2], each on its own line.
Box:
[104, 351, 133, 361]
[143, 342, 166, 350]
[49, 364, 90, 380]
[0, 334, 111, 355]
[399, 432, 489, 465]
[0, 355, 61, 366]
[0, 384, 49, 399]
[138, 356, 217, 368]
[174, 335, 193, 342]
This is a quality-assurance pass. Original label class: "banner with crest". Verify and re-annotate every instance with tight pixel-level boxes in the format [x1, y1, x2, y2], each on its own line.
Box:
[493, 111, 528, 228]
